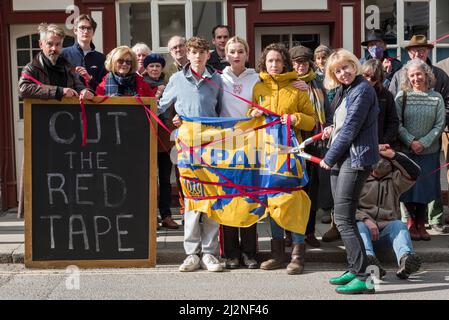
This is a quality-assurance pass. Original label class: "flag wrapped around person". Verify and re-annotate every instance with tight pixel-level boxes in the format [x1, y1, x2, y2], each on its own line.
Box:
[176, 114, 311, 234]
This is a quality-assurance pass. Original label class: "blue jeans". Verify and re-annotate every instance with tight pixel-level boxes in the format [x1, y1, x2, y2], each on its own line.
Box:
[357, 220, 415, 266]
[331, 157, 371, 280]
[269, 217, 305, 244]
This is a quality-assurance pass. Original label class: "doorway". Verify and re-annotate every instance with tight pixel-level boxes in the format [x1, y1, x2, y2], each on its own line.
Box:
[254, 25, 330, 64]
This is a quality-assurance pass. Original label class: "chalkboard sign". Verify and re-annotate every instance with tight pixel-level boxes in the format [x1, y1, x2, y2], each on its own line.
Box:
[24, 97, 157, 268]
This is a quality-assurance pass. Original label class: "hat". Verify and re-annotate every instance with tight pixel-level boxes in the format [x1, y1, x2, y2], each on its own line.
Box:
[404, 35, 434, 50]
[143, 53, 166, 68]
[361, 29, 385, 46]
[289, 45, 313, 61]
[314, 45, 332, 57]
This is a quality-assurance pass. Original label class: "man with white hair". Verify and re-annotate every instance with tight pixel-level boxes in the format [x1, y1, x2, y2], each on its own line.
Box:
[19, 23, 93, 100]
[165, 35, 188, 81]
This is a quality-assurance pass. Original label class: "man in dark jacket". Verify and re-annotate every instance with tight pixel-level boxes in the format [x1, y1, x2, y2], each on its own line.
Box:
[389, 34, 449, 234]
[360, 29, 402, 88]
[61, 14, 106, 91]
[18, 23, 93, 100]
[207, 25, 231, 71]
[356, 148, 422, 280]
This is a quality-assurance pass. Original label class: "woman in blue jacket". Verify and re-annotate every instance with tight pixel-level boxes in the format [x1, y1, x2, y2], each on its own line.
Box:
[320, 49, 380, 294]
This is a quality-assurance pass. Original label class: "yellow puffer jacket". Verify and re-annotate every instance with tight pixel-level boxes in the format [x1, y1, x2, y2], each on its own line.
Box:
[252, 71, 316, 142]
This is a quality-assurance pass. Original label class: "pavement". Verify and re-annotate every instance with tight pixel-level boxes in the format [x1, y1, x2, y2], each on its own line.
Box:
[1, 207, 448, 266]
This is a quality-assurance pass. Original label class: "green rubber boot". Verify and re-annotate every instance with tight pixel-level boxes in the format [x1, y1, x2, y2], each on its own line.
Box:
[335, 278, 375, 295]
[329, 271, 356, 285]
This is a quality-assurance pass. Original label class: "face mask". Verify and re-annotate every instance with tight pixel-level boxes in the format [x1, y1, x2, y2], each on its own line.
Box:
[368, 46, 384, 59]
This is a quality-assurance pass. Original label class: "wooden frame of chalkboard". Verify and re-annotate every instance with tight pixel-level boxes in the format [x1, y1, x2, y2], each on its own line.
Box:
[24, 97, 157, 268]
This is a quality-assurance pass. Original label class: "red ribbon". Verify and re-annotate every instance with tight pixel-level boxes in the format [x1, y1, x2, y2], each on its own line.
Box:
[21, 72, 98, 147]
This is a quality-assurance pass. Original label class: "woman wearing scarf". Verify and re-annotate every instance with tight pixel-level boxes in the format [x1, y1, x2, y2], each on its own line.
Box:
[142, 53, 179, 230]
[96, 46, 155, 97]
[288, 45, 333, 248]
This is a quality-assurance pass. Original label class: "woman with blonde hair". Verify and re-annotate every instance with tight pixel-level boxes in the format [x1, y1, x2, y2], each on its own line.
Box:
[320, 48, 379, 294]
[96, 46, 155, 97]
[396, 59, 445, 241]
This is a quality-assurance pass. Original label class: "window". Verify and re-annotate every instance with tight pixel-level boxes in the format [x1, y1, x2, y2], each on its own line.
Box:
[158, 4, 186, 47]
[363, 0, 449, 62]
[193, 1, 223, 42]
[403, 1, 429, 40]
[436, 0, 449, 44]
[118, 2, 152, 47]
[118, 1, 224, 53]
[364, 0, 397, 45]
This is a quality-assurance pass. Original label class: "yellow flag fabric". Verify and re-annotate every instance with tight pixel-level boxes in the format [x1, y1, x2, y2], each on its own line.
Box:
[176, 115, 311, 234]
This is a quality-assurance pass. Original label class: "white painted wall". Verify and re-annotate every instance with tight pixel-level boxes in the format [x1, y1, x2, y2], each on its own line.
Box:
[261, 0, 327, 11]
[91, 11, 103, 53]
[343, 6, 354, 53]
[234, 8, 247, 40]
[13, 0, 73, 11]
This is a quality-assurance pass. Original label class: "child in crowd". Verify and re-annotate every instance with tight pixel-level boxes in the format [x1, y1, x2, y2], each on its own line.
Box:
[158, 37, 223, 272]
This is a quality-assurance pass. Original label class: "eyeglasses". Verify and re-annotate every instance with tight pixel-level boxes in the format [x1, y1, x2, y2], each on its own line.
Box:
[363, 73, 376, 82]
[117, 59, 132, 65]
[170, 44, 185, 51]
[77, 25, 93, 32]
[408, 47, 428, 54]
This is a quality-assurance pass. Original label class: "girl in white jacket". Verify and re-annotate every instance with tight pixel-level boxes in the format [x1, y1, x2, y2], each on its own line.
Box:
[219, 36, 260, 269]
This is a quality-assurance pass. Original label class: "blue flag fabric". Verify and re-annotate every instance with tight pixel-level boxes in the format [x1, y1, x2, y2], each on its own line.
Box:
[176, 115, 311, 234]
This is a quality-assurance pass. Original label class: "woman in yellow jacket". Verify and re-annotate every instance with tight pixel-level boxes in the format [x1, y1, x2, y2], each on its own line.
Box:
[250, 43, 316, 274]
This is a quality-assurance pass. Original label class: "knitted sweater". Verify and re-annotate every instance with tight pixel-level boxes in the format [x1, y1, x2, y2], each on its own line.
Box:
[395, 90, 445, 154]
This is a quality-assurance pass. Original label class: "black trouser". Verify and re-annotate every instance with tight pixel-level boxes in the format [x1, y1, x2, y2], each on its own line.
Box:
[404, 202, 427, 220]
[222, 224, 257, 259]
[331, 157, 370, 280]
[158, 152, 173, 219]
[304, 143, 333, 235]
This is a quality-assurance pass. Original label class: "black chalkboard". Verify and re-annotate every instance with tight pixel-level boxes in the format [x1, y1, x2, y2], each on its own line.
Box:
[24, 97, 157, 268]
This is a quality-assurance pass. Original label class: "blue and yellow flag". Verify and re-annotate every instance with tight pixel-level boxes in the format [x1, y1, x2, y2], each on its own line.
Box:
[176, 115, 311, 234]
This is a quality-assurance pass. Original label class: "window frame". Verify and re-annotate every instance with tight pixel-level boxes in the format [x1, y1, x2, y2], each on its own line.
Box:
[116, 0, 227, 54]
[361, 0, 449, 62]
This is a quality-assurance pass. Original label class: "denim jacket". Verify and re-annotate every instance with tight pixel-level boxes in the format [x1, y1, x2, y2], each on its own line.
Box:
[324, 75, 380, 168]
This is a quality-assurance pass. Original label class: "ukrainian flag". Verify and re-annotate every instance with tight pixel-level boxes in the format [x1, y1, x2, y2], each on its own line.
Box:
[176, 115, 311, 234]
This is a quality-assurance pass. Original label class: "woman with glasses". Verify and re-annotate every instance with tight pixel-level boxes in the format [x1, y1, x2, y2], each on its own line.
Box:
[362, 59, 399, 149]
[96, 46, 155, 97]
[320, 48, 379, 294]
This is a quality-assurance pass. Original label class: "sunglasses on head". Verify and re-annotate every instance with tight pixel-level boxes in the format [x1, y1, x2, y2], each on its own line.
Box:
[117, 59, 132, 65]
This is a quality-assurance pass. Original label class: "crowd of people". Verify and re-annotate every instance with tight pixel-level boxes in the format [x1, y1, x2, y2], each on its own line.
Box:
[18, 14, 449, 295]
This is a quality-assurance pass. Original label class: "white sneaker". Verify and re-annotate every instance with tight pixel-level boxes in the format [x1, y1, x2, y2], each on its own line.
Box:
[179, 254, 201, 272]
[200, 254, 223, 272]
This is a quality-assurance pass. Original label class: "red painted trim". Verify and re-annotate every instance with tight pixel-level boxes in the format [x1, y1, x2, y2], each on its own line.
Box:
[0, 0, 17, 210]
[0, 0, 118, 210]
